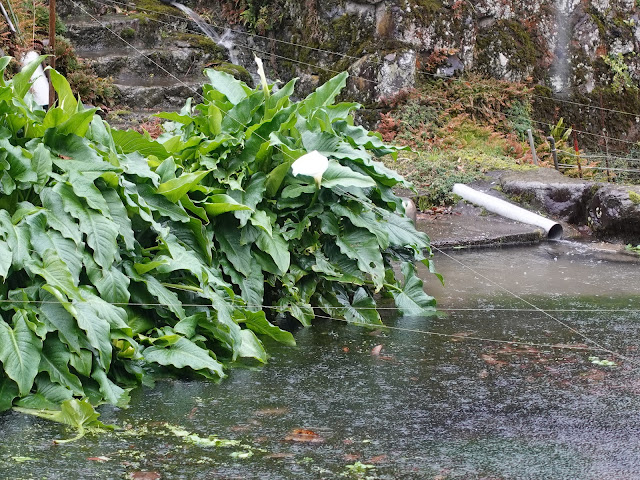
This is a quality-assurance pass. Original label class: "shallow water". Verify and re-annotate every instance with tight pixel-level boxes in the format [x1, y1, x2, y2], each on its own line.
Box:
[1, 242, 639, 479]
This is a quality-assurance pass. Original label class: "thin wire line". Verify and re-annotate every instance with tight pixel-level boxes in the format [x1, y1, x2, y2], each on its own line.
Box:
[431, 245, 640, 366]
[59, 2, 640, 366]
[91, 0, 640, 121]
[557, 164, 640, 173]
[311, 313, 604, 352]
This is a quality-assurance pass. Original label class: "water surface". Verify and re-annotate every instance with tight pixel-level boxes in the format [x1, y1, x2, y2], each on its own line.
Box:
[1, 242, 639, 479]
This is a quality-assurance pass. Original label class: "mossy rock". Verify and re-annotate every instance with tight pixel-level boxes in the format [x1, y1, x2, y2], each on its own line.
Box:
[175, 33, 227, 59]
[212, 62, 254, 86]
[407, 0, 445, 22]
[475, 20, 539, 79]
[133, 0, 178, 18]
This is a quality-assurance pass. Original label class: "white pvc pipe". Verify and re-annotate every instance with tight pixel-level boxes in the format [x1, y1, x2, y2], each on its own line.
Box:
[20, 51, 49, 108]
[452, 183, 563, 240]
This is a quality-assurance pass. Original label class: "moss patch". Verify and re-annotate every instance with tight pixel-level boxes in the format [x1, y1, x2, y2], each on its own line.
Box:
[629, 191, 640, 204]
[476, 20, 539, 78]
[175, 33, 226, 58]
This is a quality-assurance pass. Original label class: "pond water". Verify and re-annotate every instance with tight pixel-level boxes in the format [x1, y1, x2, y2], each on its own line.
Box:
[1, 242, 639, 479]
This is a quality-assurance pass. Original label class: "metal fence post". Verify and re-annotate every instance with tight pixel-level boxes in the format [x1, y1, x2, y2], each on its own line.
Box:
[546, 136, 558, 170]
[527, 129, 538, 165]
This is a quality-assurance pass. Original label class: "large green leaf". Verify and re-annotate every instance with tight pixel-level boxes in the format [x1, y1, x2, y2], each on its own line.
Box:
[0, 239, 11, 280]
[27, 213, 83, 285]
[321, 161, 376, 189]
[48, 69, 77, 115]
[236, 329, 267, 363]
[111, 129, 169, 159]
[255, 227, 290, 274]
[125, 264, 186, 320]
[337, 287, 382, 325]
[28, 250, 79, 296]
[216, 223, 253, 276]
[30, 142, 53, 191]
[38, 291, 85, 354]
[56, 183, 119, 269]
[11, 54, 48, 99]
[334, 224, 385, 291]
[39, 336, 84, 395]
[144, 337, 225, 377]
[0, 377, 19, 411]
[204, 69, 249, 105]
[72, 301, 112, 371]
[0, 313, 43, 395]
[300, 71, 348, 112]
[382, 210, 431, 248]
[157, 170, 210, 203]
[102, 189, 135, 250]
[91, 367, 129, 407]
[93, 266, 131, 304]
[14, 398, 110, 443]
[203, 194, 252, 216]
[391, 262, 436, 316]
[237, 310, 295, 346]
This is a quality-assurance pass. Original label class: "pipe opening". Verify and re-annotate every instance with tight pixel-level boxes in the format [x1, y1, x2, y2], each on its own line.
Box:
[547, 223, 564, 240]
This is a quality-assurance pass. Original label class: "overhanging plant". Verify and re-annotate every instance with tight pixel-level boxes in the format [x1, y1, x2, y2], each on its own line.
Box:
[0, 56, 437, 435]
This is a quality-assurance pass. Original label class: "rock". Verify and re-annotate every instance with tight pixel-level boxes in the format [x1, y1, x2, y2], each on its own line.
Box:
[500, 168, 640, 241]
[500, 169, 595, 223]
[588, 185, 640, 239]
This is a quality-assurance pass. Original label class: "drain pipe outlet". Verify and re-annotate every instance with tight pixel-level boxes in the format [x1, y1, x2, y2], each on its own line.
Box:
[20, 51, 49, 108]
[452, 183, 563, 240]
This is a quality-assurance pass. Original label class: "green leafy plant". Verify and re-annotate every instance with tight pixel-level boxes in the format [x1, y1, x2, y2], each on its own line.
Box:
[0, 57, 436, 423]
[602, 53, 637, 93]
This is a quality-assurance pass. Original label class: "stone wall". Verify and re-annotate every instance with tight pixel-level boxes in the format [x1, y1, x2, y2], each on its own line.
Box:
[191, 1, 637, 101]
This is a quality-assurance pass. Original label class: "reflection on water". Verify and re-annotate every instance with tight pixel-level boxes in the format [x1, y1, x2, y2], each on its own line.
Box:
[1, 244, 639, 479]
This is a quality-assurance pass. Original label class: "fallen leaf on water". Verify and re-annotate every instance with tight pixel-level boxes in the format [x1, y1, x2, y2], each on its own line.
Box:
[367, 454, 388, 464]
[371, 344, 383, 356]
[87, 456, 110, 462]
[481, 354, 507, 366]
[478, 369, 489, 379]
[284, 429, 324, 443]
[343, 454, 360, 461]
[342, 347, 350, 353]
[129, 472, 161, 480]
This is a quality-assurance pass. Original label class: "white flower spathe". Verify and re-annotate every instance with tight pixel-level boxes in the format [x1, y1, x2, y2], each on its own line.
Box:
[291, 150, 329, 188]
[254, 56, 269, 97]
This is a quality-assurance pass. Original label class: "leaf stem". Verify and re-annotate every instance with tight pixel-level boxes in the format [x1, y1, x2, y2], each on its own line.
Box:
[161, 283, 204, 294]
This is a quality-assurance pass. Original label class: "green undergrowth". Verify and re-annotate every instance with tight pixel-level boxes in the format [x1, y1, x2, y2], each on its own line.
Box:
[378, 77, 538, 206]
[385, 148, 534, 207]
[0, 57, 438, 434]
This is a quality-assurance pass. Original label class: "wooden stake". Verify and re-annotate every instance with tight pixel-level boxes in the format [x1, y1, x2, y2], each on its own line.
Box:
[573, 131, 582, 179]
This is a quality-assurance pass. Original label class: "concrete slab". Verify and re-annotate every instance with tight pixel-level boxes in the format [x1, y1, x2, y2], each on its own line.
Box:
[417, 209, 544, 249]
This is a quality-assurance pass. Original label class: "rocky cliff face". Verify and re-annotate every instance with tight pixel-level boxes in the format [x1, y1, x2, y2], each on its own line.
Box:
[59, 0, 640, 140]
[193, 0, 638, 102]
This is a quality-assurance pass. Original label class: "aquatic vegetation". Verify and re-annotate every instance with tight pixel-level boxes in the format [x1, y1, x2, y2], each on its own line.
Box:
[0, 57, 435, 425]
